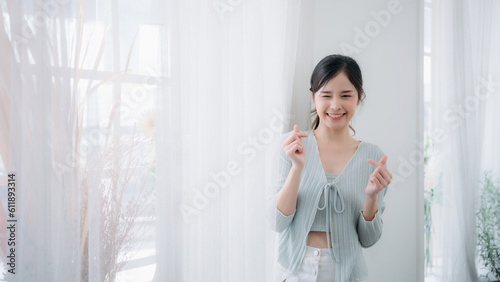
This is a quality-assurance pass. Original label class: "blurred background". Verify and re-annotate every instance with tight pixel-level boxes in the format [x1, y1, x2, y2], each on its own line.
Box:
[0, 0, 499, 281]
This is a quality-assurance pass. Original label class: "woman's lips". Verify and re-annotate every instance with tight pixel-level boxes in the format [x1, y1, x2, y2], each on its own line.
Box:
[327, 113, 346, 120]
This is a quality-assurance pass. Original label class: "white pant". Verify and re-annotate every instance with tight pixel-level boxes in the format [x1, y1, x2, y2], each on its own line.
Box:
[274, 246, 335, 282]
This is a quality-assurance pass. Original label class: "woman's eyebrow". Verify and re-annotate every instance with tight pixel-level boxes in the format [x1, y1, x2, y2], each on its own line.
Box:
[320, 90, 354, 94]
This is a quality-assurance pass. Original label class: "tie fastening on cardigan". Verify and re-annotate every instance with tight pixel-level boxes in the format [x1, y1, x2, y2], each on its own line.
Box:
[317, 182, 345, 262]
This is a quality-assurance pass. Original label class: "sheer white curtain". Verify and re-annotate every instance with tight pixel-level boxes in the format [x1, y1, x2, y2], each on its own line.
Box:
[1, 1, 160, 281]
[1, 2, 83, 280]
[0, 0, 305, 281]
[154, 0, 304, 281]
[430, 0, 500, 281]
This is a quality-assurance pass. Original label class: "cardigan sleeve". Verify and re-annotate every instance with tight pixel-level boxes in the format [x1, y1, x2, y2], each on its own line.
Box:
[356, 148, 389, 248]
[266, 133, 295, 233]
[356, 186, 388, 248]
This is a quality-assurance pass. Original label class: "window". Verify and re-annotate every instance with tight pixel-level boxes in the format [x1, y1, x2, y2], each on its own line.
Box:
[423, 1, 442, 281]
[0, 1, 165, 280]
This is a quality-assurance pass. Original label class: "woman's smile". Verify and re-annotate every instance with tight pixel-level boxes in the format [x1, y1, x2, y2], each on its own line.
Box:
[326, 113, 346, 120]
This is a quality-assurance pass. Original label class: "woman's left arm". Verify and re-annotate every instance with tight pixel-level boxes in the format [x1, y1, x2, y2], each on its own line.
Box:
[357, 155, 392, 248]
[362, 193, 379, 222]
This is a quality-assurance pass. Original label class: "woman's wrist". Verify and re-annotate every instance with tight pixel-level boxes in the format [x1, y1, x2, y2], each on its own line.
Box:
[291, 163, 304, 172]
[365, 192, 378, 202]
[362, 192, 379, 221]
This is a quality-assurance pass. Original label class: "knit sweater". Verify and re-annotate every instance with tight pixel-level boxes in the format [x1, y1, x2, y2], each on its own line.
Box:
[266, 129, 389, 282]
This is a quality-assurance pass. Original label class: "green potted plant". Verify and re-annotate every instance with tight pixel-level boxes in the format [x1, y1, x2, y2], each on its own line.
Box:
[477, 170, 500, 282]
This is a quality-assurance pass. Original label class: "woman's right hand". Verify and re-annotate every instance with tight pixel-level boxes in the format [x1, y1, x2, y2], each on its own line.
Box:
[283, 124, 309, 169]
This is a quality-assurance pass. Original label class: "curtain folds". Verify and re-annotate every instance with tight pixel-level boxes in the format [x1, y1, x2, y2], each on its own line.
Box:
[155, 0, 303, 281]
[1, 1, 83, 281]
[0, 0, 304, 281]
[430, 0, 500, 281]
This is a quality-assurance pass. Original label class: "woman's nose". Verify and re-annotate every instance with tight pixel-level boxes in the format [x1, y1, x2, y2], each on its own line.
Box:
[331, 98, 342, 110]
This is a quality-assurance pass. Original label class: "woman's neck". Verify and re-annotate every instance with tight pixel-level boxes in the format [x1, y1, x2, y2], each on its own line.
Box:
[313, 125, 354, 146]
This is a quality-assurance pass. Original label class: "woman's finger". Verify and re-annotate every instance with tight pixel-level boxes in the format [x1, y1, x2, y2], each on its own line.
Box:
[287, 142, 303, 154]
[293, 124, 309, 137]
[367, 159, 379, 167]
[375, 173, 389, 187]
[284, 139, 301, 151]
[284, 136, 304, 152]
[378, 155, 388, 166]
[377, 167, 392, 184]
[284, 142, 294, 153]
[285, 130, 309, 146]
[285, 137, 304, 150]
[377, 163, 392, 179]
[294, 144, 304, 154]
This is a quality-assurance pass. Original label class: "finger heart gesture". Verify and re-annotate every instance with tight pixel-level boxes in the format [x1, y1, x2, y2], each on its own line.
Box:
[365, 155, 392, 198]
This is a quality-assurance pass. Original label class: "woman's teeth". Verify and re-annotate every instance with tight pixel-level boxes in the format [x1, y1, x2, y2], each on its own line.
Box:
[327, 113, 345, 118]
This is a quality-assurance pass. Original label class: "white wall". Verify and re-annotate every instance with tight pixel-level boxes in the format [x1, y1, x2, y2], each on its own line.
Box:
[293, 0, 423, 281]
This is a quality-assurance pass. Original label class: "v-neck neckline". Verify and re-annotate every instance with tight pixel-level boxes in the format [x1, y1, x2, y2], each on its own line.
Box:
[310, 129, 364, 183]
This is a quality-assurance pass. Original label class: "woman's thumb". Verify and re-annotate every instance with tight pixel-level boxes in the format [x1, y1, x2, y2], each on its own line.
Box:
[294, 124, 300, 132]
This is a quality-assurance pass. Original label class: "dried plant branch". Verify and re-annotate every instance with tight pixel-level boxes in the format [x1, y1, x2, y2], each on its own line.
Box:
[80, 126, 155, 282]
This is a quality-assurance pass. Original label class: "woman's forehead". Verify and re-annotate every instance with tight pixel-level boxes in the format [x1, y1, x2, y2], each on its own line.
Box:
[321, 75, 356, 91]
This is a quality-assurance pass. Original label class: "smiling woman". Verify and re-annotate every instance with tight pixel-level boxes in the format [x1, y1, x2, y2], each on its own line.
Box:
[269, 54, 392, 282]
[309, 55, 366, 138]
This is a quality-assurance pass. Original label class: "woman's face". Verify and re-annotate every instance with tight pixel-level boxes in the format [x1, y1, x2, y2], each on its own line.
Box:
[311, 71, 360, 131]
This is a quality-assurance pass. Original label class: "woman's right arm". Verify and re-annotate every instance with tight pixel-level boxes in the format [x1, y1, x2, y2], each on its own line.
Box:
[266, 125, 308, 233]
[266, 145, 301, 233]
[276, 164, 303, 217]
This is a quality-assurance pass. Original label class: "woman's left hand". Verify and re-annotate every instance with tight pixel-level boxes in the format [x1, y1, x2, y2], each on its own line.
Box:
[365, 155, 392, 198]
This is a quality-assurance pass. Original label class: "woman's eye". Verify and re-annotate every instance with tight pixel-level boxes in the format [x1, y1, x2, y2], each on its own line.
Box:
[322, 95, 351, 98]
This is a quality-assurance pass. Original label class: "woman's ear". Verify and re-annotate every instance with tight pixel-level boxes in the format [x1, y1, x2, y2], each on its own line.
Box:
[357, 93, 363, 105]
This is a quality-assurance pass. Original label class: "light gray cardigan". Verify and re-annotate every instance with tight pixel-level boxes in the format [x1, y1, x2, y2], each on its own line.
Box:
[267, 129, 389, 282]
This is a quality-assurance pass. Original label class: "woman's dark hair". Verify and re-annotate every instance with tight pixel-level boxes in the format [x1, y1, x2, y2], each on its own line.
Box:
[309, 54, 366, 136]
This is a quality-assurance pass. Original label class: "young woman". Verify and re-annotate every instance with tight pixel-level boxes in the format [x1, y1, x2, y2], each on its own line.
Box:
[268, 54, 392, 282]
